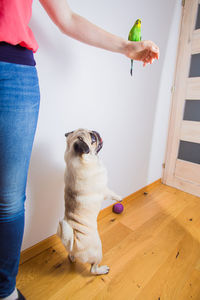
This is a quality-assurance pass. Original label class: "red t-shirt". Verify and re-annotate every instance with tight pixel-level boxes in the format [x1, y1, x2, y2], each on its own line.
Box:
[0, 0, 38, 52]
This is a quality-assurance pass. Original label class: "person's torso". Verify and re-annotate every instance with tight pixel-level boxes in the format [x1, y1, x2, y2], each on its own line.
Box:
[0, 0, 38, 66]
[0, 0, 38, 52]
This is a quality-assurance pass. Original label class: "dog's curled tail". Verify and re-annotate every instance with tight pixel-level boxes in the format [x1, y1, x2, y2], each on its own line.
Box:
[57, 219, 74, 252]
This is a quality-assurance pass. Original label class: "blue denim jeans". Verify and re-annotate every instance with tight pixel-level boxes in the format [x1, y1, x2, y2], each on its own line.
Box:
[0, 62, 40, 297]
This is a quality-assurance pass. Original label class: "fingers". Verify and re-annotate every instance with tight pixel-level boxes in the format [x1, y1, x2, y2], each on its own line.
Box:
[147, 40, 159, 55]
[143, 49, 152, 66]
[142, 42, 159, 66]
[143, 40, 160, 60]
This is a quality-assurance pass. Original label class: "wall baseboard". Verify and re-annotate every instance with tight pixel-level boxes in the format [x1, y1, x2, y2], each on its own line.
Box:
[20, 179, 161, 265]
[20, 235, 60, 265]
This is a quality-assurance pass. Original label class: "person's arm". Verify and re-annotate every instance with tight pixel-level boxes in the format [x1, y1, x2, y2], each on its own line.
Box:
[39, 0, 159, 65]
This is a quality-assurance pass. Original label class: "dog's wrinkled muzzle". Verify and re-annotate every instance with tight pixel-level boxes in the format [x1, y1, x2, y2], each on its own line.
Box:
[74, 140, 90, 155]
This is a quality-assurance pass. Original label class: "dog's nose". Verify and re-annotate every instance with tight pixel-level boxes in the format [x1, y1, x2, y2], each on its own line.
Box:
[74, 140, 90, 155]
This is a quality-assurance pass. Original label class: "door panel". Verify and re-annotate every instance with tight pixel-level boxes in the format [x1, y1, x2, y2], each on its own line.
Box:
[180, 121, 200, 143]
[195, 3, 200, 29]
[178, 140, 200, 164]
[183, 100, 200, 121]
[175, 159, 200, 185]
[186, 78, 200, 99]
[189, 53, 200, 77]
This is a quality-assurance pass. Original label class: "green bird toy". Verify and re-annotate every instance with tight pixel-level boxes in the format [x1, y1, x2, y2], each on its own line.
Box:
[128, 19, 141, 76]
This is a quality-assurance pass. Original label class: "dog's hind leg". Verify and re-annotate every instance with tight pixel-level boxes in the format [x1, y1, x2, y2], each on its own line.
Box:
[90, 263, 110, 275]
[57, 219, 74, 252]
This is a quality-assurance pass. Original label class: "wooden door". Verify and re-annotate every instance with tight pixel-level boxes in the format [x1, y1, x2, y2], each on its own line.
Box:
[163, 0, 200, 197]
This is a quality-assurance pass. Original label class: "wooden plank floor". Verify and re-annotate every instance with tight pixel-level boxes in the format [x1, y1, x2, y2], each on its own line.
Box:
[17, 183, 200, 300]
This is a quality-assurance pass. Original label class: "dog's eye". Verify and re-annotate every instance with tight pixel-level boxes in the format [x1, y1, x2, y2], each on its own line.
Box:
[90, 133, 96, 144]
[78, 136, 83, 141]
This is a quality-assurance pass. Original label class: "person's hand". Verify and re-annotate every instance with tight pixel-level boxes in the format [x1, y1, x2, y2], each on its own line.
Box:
[124, 40, 159, 66]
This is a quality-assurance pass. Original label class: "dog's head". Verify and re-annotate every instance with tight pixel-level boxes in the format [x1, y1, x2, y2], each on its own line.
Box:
[65, 129, 103, 156]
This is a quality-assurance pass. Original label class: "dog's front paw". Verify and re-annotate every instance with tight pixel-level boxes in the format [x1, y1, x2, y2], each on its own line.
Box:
[113, 194, 123, 202]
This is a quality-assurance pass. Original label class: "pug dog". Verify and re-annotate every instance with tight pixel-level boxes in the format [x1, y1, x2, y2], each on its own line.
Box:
[57, 129, 122, 275]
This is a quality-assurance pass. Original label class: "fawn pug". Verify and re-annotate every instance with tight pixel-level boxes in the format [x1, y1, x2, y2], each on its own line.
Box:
[57, 129, 122, 275]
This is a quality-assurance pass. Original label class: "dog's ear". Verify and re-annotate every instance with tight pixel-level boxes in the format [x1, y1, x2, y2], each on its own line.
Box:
[65, 131, 74, 138]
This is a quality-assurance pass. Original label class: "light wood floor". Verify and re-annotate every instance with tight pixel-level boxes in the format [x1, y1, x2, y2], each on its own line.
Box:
[17, 183, 200, 300]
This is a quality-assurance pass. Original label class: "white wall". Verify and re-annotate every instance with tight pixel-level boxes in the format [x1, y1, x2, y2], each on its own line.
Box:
[22, 0, 182, 250]
[147, 0, 182, 183]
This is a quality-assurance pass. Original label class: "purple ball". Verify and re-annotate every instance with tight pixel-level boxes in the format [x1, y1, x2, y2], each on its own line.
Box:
[113, 203, 124, 214]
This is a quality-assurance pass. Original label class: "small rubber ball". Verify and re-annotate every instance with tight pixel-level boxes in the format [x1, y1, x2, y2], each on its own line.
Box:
[113, 203, 124, 214]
